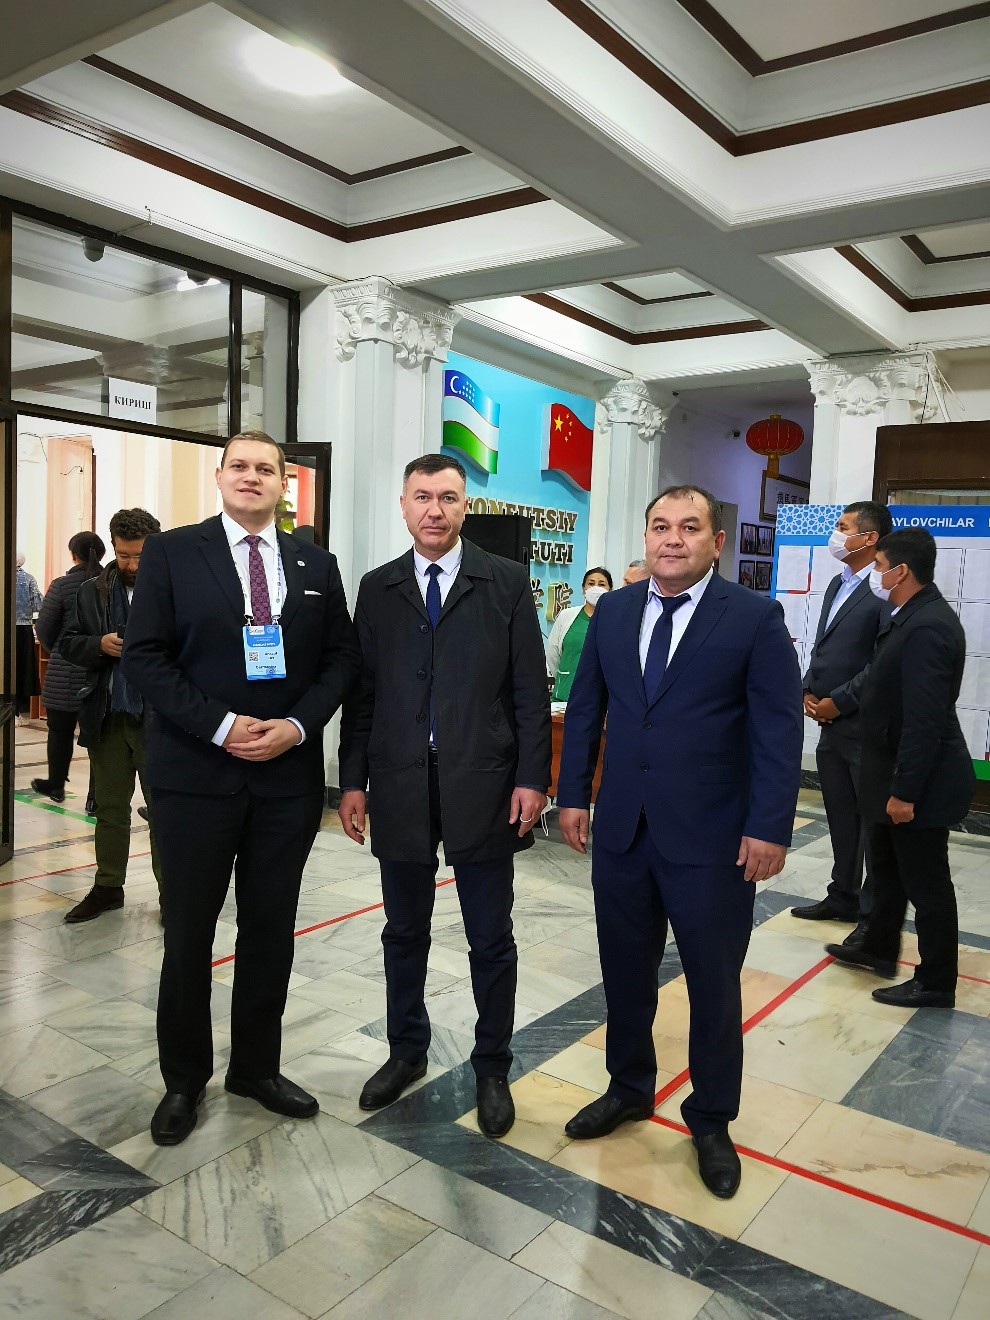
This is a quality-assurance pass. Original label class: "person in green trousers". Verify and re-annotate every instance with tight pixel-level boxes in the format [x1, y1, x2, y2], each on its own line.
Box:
[59, 508, 163, 924]
[545, 566, 613, 702]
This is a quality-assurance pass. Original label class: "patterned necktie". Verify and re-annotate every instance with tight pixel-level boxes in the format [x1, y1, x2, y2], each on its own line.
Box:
[244, 535, 272, 624]
[643, 593, 690, 701]
[426, 564, 441, 745]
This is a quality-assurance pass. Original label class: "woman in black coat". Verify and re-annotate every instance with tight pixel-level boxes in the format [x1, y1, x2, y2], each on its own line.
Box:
[31, 531, 105, 806]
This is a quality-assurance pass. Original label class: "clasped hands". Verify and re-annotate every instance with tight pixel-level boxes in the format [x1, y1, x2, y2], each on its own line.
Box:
[222, 713, 301, 761]
[803, 693, 839, 724]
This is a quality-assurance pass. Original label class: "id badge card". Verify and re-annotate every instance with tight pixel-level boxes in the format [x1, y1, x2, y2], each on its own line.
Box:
[243, 624, 287, 680]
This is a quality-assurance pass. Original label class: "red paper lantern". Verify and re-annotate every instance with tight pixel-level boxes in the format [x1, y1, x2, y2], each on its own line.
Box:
[746, 414, 804, 477]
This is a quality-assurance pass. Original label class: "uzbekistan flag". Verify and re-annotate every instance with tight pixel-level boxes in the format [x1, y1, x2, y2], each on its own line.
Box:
[543, 402, 593, 491]
[442, 370, 500, 474]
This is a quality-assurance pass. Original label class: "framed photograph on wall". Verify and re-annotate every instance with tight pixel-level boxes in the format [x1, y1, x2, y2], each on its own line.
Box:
[738, 560, 755, 589]
[761, 472, 810, 523]
[756, 525, 775, 557]
[754, 561, 772, 592]
[739, 523, 758, 555]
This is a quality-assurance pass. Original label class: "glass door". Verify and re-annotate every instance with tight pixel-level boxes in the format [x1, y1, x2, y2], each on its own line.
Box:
[0, 417, 14, 864]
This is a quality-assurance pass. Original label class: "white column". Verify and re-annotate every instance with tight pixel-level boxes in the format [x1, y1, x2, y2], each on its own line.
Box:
[807, 352, 935, 504]
[330, 277, 460, 600]
[594, 379, 667, 574]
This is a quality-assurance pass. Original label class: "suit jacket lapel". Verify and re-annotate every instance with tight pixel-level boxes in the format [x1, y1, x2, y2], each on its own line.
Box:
[648, 575, 728, 709]
[625, 581, 649, 707]
[820, 576, 870, 641]
[199, 517, 247, 625]
[816, 576, 841, 644]
[276, 532, 304, 631]
[386, 549, 429, 624]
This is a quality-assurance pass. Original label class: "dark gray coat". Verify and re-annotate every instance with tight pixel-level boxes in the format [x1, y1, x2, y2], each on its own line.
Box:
[339, 540, 551, 865]
[35, 567, 91, 713]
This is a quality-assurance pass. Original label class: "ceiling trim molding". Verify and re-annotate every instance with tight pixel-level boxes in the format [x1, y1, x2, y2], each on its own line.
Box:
[836, 245, 990, 310]
[545, 0, 990, 153]
[526, 292, 768, 343]
[675, 0, 990, 75]
[82, 56, 472, 184]
[0, 91, 547, 242]
[902, 233, 990, 264]
[602, 281, 714, 306]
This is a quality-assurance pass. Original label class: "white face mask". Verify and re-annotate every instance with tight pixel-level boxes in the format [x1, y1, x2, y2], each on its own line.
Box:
[584, 586, 608, 607]
[869, 567, 894, 601]
[827, 529, 865, 561]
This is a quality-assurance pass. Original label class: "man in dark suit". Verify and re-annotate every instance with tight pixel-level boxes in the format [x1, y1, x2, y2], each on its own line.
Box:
[793, 500, 892, 940]
[557, 486, 803, 1198]
[122, 431, 360, 1145]
[826, 528, 974, 1008]
[338, 453, 551, 1138]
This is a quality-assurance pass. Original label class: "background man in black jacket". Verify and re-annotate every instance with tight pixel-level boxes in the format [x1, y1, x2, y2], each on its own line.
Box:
[60, 510, 162, 924]
[826, 528, 975, 1008]
[122, 432, 361, 1145]
[793, 500, 892, 941]
[338, 453, 551, 1138]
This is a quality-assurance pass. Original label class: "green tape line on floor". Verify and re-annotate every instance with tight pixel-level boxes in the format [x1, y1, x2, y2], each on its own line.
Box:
[14, 791, 96, 825]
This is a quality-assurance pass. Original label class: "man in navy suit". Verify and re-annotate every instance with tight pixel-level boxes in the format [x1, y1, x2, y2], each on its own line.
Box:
[557, 486, 803, 1198]
[123, 432, 360, 1145]
[792, 501, 892, 940]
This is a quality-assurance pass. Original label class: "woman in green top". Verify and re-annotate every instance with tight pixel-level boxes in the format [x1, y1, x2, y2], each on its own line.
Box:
[546, 567, 613, 702]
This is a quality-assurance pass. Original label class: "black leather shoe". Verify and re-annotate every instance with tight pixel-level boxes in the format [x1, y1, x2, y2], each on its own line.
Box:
[64, 885, 124, 924]
[694, 1131, 741, 1199]
[151, 1089, 205, 1146]
[825, 943, 897, 977]
[224, 1073, 319, 1118]
[358, 1057, 427, 1110]
[84, 794, 97, 817]
[477, 1077, 515, 1138]
[791, 898, 859, 922]
[841, 922, 869, 951]
[565, 1092, 654, 1140]
[137, 805, 150, 822]
[31, 778, 65, 805]
[872, 979, 954, 1009]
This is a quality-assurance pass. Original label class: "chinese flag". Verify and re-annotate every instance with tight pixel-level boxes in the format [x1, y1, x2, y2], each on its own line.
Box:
[544, 403, 593, 491]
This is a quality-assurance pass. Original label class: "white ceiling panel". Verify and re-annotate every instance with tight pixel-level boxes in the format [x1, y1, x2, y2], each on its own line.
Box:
[705, 0, 968, 60]
[914, 221, 990, 259]
[610, 273, 708, 300]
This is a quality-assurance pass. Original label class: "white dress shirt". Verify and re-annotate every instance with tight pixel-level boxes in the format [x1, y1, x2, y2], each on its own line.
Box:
[212, 513, 304, 747]
[824, 561, 871, 631]
[639, 566, 714, 674]
[413, 539, 463, 606]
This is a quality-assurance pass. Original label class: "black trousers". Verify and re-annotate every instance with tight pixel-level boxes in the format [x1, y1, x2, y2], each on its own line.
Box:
[378, 755, 517, 1078]
[152, 786, 324, 1094]
[45, 707, 79, 792]
[593, 816, 755, 1136]
[863, 823, 958, 992]
[817, 721, 873, 915]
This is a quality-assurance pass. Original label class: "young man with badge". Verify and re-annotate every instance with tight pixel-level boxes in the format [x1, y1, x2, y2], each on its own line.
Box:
[122, 431, 361, 1145]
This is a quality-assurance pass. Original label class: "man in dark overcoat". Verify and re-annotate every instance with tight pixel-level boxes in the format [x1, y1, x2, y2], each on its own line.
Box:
[338, 453, 551, 1137]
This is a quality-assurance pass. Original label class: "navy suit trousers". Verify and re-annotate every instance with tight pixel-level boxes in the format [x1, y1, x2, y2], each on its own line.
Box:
[592, 816, 755, 1135]
[378, 755, 516, 1077]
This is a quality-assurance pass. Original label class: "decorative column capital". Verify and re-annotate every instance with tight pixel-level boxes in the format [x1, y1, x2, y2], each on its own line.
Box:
[331, 277, 460, 366]
[599, 378, 667, 439]
[807, 352, 935, 420]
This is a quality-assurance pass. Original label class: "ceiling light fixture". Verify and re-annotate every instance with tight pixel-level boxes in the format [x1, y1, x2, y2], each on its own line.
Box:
[82, 237, 105, 262]
[176, 274, 220, 292]
[243, 31, 351, 96]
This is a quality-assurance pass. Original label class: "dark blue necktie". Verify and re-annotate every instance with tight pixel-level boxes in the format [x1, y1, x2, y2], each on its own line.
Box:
[426, 564, 441, 745]
[643, 593, 690, 701]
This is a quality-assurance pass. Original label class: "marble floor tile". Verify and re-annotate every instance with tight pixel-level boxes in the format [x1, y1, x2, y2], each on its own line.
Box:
[0, 1160, 17, 1187]
[134, 1112, 418, 1272]
[952, 1245, 990, 1320]
[287, 968, 386, 1024]
[509, 1281, 623, 1319]
[0, 884, 72, 922]
[0, 1022, 108, 1097]
[740, 1173, 981, 1320]
[553, 1118, 787, 1240]
[17, 1135, 157, 1194]
[512, 1219, 711, 1320]
[43, 996, 159, 1060]
[743, 929, 833, 980]
[0, 973, 97, 1036]
[776, 1100, 990, 1224]
[658, 1075, 822, 1158]
[537, 1042, 617, 1096]
[427, 943, 473, 979]
[49, 949, 161, 999]
[547, 921, 602, 959]
[249, 1192, 435, 1317]
[25, 1066, 163, 1150]
[360, 1013, 476, 1071]
[320, 1226, 542, 1320]
[0, 939, 63, 986]
[458, 1071, 598, 1163]
[0, 1174, 41, 1214]
[424, 984, 538, 1038]
[276, 1040, 429, 1125]
[741, 996, 903, 1101]
[142, 1264, 306, 1318]
[345, 952, 461, 996]
[0, 1204, 216, 1319]
[379, 1158, 552, 1258]
[969, 1176, 990, 1233]
[515, 965, 593, 1017]
[791, 962, 920, 1024]
[523, 941, 605, 986]
[277, 1005, 369, 1063]
[288, 939, 369, 979]
[12, 906, 169, 962]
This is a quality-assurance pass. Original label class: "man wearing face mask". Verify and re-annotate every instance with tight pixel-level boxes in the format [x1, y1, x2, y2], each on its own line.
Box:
[791, 501, 892, 941]
[826, 528, 974, 1008]
[546, 567, 613, 702]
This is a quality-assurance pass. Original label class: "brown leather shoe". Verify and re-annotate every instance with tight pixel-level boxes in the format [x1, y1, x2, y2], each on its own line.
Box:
[64, 885, 124, 924]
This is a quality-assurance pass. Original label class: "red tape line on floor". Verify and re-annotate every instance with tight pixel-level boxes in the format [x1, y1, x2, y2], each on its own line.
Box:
[209, 875, 458, 969]
[0, 852, 152, 888]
